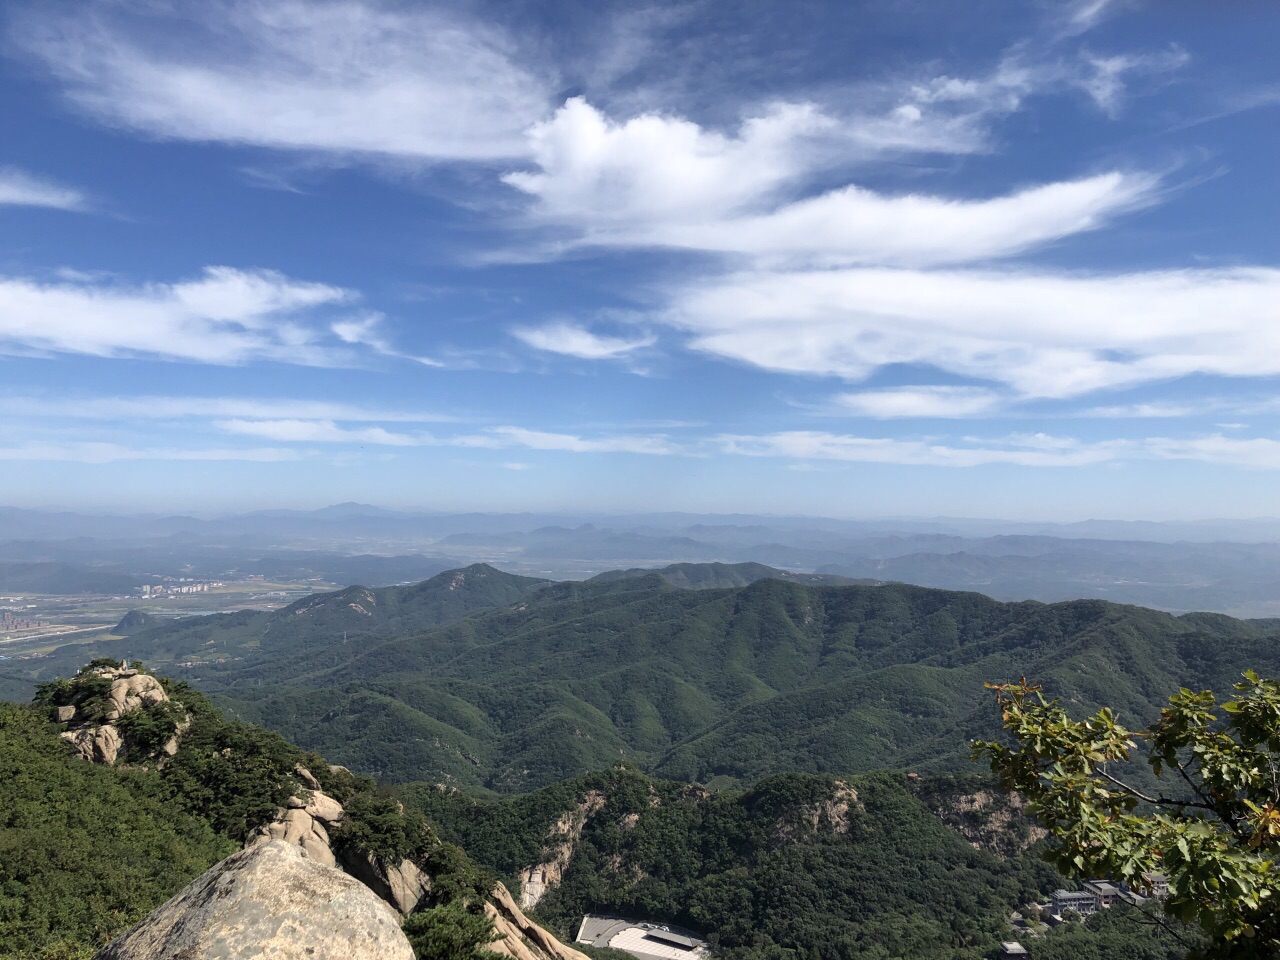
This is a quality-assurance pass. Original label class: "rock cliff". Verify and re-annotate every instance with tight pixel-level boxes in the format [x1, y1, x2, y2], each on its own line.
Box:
[55, 664, 186, 765]
[487, 882, 592, 960]
[92, 840, 414, 960]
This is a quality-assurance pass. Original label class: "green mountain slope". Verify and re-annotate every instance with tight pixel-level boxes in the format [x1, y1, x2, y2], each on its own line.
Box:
[20, 563, 550, 677]
[182, 574, 1280, 792]
[404, 766, 1185, 960]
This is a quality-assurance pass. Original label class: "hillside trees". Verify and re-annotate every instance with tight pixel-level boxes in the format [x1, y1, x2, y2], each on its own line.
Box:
[974, 672, 1280, 957]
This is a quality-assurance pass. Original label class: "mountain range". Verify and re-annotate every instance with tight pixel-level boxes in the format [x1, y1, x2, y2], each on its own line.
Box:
[7, 504, 1280, 614]
[9, 561, 1278, 796]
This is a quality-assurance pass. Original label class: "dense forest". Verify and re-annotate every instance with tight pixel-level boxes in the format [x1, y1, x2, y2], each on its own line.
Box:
[404, 766, 1193, 960]
[3, 565, 1264, 958]
[1, 665, 1187, 959]
[8, 564, 1279, 795]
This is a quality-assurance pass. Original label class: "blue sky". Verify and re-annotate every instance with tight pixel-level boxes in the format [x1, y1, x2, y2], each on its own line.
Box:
[1, 0, 1279, 519]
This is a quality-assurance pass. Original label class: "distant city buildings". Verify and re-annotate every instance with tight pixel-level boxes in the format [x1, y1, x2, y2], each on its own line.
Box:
[138, 580, 223, 597]
[0, 609, 49, 631]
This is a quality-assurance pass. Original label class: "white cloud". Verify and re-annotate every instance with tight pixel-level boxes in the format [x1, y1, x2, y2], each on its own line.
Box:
[0, 266, 368, 364]
[17, 0, 551, 161]
[1145, 435, 1280, 469]
[1080, 49, 1189, 117]
[717, 430, 1280, 470]
[513, 321, 654, 359]
[216, 418, 419, 445]
[505, 97, 830, 232]
[1084, 401, 1203, 419]
[0, 395, 458, 423]
[652, 173, 1155, 267]
[0, 167, 88, 211]
[718, 430, 1125, 467]
[458, 426, 679, 455]
[830, 387, 1003, 418]
[504, 99, 1157, 266]
[667, 266, 1280, 399]
[332, 314, 443, 367]
[207, 419, 680, 455]
[0, 442, 301, 463]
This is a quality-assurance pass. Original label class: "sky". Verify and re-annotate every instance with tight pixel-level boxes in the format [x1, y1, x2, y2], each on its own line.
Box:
[1, 0, 1279, 520]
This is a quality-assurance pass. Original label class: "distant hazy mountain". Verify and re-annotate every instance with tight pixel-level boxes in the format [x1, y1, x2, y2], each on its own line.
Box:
[590, 561, 878, 590]
[6, 503, 1280, 613]
[0, 561, 140, 595]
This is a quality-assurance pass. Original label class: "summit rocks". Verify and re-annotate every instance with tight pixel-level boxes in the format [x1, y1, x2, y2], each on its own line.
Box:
[92, 840, 414, 960]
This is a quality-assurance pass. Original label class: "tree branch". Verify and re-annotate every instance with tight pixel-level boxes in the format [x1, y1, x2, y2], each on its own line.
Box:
[1094, 766, 1217, 813]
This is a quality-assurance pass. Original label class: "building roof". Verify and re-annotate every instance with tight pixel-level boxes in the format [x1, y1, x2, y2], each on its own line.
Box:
[575, 916, 709, 960]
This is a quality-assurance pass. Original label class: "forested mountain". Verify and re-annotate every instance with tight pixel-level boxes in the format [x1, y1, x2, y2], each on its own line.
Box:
[0, 663, 506, 960]
[412, 767, 1052, 960]
[11, 565, 1264, 795]
[0, 662, 1184, 960]
[589, 561, 878, 590]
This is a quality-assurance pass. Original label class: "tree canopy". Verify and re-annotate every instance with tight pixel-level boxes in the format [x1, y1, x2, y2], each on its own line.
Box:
[974, 671, 1280, 957]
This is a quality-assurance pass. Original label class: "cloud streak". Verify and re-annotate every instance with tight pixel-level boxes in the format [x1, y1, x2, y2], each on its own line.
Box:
[0, 395, 458, 423]
[17, 0, 552, 161]
[0, 442, 302, 463]
[513, 321, 654, 359]
[0, 266, 389, 365]
[669, 266, 1280, 400]
[718, 430, 1280, 469]
[0, 167, 88, 211]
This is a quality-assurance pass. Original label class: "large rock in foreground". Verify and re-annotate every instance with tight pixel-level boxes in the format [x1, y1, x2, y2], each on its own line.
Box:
[93, 840, 414, 960]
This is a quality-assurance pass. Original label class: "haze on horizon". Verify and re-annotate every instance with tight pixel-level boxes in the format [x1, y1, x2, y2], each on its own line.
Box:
[2, 1, 1279, 520]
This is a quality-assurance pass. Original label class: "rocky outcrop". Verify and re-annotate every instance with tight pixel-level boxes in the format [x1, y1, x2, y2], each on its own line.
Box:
[517, 790, 605, 910]
[61, 723, 124, 764]
[912, 784, 1046, 859]
[248, 786, 346, 868]
[56, 666, 183, 767]
[772, 782, 862, 843]
[104, 672, 168, 721]
[488, 882, 592, 960]
[339, 849, 433, 915]
[92, 840, 414, 960]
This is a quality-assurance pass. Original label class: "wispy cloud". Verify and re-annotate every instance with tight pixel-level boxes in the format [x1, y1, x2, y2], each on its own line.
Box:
[216, 418, 420, 445]
[16, 0, 552, 162]
[332, 314, 443, 367]
[0, 442, 303, 463]
[668, 266, 1280, 400]
[504, 99, 1158, 266]
[717, 430, 1280, 469]
[513, 321, 655, 359]
[205, 419, 681, 455]
[1079, 48, 1190, 117]
[0, 395, 458, 423]
[0, 266, 388, 365]
[1083, 401, 1203, 419]
[829, 387, 1004, 419]
[458, 426, 679, 455]
[718, 430, 1125, 467]
[0, 167, 88, 211]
